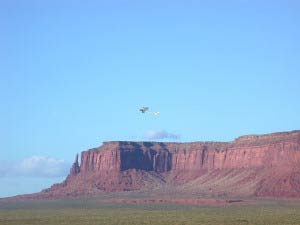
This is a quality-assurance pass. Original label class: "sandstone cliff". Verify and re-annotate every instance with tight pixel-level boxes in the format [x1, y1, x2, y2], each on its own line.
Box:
[43, 130, 300, 198]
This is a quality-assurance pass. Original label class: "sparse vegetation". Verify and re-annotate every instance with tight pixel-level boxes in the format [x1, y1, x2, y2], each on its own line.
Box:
[1, 197, 300, 225]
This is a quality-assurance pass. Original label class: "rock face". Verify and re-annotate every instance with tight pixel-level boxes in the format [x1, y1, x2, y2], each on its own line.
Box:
[42, 130, 300, 198]
[69, 154, 80, 176]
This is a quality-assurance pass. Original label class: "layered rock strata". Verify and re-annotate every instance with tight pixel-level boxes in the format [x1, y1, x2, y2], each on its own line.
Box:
[43, 130, 300, 197]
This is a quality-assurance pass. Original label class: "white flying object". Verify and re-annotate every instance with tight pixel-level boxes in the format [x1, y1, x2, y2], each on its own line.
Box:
[139, 107, 160, 116]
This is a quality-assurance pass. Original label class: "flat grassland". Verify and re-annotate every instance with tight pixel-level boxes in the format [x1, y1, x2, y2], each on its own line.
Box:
[1, 195, 300, 225]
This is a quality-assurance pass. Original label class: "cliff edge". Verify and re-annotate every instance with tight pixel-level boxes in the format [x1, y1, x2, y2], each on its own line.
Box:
[38, 130, 300, 198]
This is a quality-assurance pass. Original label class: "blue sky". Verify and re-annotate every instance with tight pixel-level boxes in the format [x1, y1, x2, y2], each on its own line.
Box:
[0, 0, 299, 197]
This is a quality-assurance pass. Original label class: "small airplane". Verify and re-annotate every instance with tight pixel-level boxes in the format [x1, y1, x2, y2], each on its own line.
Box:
[139, 107, 149, 113]
[139, 107, 160, 116]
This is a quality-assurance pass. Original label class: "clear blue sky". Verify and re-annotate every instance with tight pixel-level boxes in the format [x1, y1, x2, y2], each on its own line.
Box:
[0, 0, 299, 197]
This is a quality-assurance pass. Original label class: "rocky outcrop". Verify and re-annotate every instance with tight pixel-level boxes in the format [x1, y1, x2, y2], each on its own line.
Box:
[70, 154, 80, 176]
[42, 130, 300, 198]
